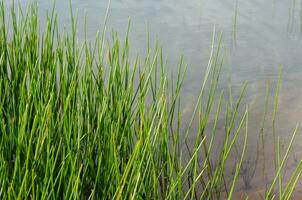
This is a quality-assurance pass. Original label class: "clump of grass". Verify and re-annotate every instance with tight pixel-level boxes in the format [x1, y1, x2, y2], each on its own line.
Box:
[0, 1, 301, 199]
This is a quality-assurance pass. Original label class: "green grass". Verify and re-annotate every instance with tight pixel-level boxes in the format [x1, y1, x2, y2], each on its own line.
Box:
[0, 1, 301, 199]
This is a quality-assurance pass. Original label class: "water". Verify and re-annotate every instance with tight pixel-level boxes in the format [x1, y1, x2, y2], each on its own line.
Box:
[5, 0, 302, 198]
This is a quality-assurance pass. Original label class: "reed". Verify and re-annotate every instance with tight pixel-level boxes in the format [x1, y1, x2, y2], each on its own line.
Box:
[0, 1, 301, 199]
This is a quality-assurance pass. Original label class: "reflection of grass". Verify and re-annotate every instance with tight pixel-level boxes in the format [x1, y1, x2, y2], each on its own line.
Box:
[0, 1, 301, 199]
[287, 0, 302, 38]
[300, 0, 302, 37]
[232, 0, 238, 45]
[272, 0, 276, 17]
[240, 139, 259, 191]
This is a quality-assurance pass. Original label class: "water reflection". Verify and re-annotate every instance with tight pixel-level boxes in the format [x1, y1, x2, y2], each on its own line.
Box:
[287, 0, 302, 38]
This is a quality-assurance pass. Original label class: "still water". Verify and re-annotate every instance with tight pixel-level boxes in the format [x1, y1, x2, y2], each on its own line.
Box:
[5, 0, 302, 198]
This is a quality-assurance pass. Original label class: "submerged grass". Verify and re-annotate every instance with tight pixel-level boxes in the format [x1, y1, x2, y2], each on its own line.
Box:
[0, 1, 301, 199]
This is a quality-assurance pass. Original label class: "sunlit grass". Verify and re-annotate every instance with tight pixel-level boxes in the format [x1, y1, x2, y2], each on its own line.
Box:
[0, 1, 301, 199]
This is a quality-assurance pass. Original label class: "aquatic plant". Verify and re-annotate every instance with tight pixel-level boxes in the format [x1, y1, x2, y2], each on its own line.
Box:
[0, 1, 301, 199]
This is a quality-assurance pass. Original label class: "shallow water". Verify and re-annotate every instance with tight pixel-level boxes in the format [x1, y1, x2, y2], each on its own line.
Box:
[5, 0, 302, 198]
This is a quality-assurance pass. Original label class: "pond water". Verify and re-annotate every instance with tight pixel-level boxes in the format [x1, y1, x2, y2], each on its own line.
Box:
[5, 0, 302, 198]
